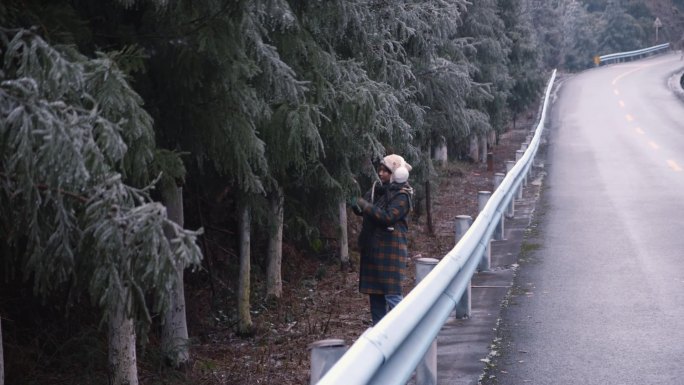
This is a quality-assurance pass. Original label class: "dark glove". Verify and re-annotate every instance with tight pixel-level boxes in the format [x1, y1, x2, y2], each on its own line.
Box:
[346, 196, 361, 211]
[356, 197, 370, 210]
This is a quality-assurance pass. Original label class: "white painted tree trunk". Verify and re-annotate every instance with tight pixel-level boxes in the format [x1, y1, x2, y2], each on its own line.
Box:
[266, 188, 284, 299]
[488, 130, 497, 147]
[338, 201, 349, 269]
[160, 185, 190, 367]
[479, 134, 488, 163]
[238, 206, 253, 335]
[433, 142, 448, 165]
[108, 292, 138, 385]
[1, 317, 4, 385]
[468, 135, 479, 162]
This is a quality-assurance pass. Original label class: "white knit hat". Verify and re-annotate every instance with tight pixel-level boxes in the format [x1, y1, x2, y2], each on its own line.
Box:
[381, 154, 412, 183]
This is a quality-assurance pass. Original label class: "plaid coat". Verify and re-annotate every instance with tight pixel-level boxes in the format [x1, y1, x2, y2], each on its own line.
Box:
[353, 181, 412, 295]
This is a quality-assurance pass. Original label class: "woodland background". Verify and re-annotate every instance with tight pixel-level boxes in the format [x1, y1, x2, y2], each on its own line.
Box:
[2, 0, 684, 384]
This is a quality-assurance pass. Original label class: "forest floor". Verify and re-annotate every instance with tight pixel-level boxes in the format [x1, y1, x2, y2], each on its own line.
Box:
[177, 118, 536, 385]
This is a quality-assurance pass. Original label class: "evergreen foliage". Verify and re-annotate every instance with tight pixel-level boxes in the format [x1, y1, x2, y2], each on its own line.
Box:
[460, 0, 512, 135]
[498, 0, 544, 121]
[571, 0, 684, 65]
[561, 1, 600, 71]
[141, 0, 276, 195]
[528, 1, 564, 69]
[0, 29, 202, 336]
[598, 1, 645, 53]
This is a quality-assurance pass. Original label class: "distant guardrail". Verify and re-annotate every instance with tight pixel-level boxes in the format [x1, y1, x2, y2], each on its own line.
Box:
[314, 69, 558, 385]
[598, 43, 670, 65]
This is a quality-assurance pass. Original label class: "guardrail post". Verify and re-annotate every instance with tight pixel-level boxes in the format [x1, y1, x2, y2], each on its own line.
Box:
[493, 172, 504, 191]
[505, 160, 515, 173]
[477, 191, 491, 272]
[309, 339, 347, 384]
[493, 173, 505, 241]
[526, 136, 533, 179]
[515, 151, 524, 199]
[521, 146, 529, 187]
[454, 215, 472, 319]
[415, 258, 440, 385]
[454, 215, 472, 244]
[515, 150, 523, 162]
[505, 161, 515, 218]
[517, 149, 528, 187]
[522, 142, 530, 183]
[528, 160, 536, 182]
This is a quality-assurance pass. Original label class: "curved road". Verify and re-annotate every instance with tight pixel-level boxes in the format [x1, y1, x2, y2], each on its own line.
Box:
[489, 53, 684, 384]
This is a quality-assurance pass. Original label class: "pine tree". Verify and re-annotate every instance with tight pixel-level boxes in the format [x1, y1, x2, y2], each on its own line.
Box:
[0, 29, 202, 384]
[270, 0, 422, 268]
[247, 0, 327, 293]
[280, 0, 421, 180]
[389, 1, 472, 162]
[561, 1, 600, 71]
[461, 0, 513, 144]
[598, 1, 646, 53]
[117, 0, 278, 334]
[498, 0, 545, 126]
[528, 1, 564, 69]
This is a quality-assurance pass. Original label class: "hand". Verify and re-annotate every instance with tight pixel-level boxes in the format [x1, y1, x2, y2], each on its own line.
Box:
[346, 196, 359, 208]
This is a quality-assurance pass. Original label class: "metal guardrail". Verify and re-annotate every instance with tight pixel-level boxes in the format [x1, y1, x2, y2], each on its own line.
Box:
[316, 69, 558, 385]
[598, 43, 670, 65]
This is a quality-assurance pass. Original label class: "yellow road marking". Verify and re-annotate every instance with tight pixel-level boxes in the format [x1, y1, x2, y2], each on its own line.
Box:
[649, 141, 660, 150]
[619, 100, 625, 108]
[612, 62, 660, 85]
[667, 160, 683, 172]
[626, 114, 634, 122]
[635, 127, 644, 134]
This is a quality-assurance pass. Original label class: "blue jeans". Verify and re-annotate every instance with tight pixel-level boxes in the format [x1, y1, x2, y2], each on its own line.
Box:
[369, 294, 403, 325]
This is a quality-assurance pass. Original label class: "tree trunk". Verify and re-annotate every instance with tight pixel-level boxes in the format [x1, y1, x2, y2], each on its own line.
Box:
[433, 143, 448, 166]
[433, 135, 447, 166]
[108, 292, 138, 385]
[513, 112, 518, 130]
[468, 135, 479, 163]
[425, 180, 434, 235]
[479, 135, 488, 163]
[1, 317, 4, 385]
[160, 184, 190, 367]
[266, 187, 284, 300]
[237, 205, 253, 335]
[338, 201, 350, 270]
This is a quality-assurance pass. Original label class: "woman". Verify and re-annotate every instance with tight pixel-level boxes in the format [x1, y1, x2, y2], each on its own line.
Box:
[351, 154, 413, 325]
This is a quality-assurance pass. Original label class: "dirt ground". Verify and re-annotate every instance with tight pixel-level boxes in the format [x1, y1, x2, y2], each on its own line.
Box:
[178, 119, 535, 385]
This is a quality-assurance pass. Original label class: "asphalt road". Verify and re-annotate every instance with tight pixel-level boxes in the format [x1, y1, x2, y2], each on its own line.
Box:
[488, 53, 684, 385]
